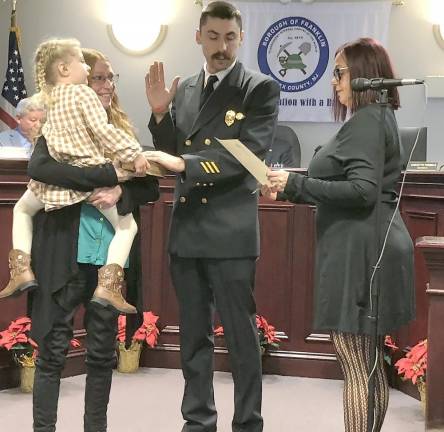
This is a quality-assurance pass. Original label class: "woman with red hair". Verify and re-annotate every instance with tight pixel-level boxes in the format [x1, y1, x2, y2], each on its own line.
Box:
[264, 38, 415, 431]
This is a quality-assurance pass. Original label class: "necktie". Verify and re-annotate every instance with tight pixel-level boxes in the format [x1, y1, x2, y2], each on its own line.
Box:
[200, 75, 218, 108]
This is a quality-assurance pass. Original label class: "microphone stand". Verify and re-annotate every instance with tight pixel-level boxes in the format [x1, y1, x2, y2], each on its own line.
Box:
[366, 89, 388, 432]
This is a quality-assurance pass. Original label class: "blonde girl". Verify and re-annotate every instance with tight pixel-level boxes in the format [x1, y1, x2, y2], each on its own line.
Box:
[0, 38, 148, 314]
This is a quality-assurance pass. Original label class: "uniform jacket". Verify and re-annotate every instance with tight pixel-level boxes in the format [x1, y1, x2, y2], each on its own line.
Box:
[149, 61, 280, 258]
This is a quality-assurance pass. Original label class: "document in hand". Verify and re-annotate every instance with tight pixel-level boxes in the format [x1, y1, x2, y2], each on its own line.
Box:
[121, 157, 168, 177]
[216, 138, 270, 186]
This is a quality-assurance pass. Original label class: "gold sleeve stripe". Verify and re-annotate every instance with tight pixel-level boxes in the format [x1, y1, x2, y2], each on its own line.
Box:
[210, 162, 220, 173]
[205, 162, 215, 173]
[200, 161, 210, 173]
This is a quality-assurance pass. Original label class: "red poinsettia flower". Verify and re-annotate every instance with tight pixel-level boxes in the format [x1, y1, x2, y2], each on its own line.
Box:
[384, 335, 398, 351]
[0, 316, 39, 366]
[133, 312, 160, 348]
[214, 326, 224, 337]
[0, 316, 35, 350]
[8, 317, 31, 333]
[0, 329, 28, 350]
[70, 338, 81, 349]
[29, 337, 38, 349]
[116, 315, 127, 343]
[395, 339, 427, 385]
[256, 315, 280, 345]
[213, 315, 280, 350]
[409, 340, 427, 363]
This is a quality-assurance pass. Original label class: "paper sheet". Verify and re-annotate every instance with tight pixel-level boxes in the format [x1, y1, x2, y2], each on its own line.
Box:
[216, 138, 270, 186]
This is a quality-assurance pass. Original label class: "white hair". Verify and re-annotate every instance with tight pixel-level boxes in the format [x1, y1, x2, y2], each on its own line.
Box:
[15, 95, 46, 118]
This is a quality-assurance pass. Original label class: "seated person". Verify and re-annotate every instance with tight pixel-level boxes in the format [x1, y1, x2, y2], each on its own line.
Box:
[265, 125, 300, 168]
[0, 96, 45, 157]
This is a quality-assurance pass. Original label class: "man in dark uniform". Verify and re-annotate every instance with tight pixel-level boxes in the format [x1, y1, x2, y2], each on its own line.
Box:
[145, 2, 280, 431]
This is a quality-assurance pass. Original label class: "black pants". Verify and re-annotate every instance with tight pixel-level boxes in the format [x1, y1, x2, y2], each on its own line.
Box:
[170, 256, 263, 432]
[33, 264, 119, 432]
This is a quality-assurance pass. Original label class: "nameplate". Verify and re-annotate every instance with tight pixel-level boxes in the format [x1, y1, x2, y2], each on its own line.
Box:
[406, 161, 439, 172]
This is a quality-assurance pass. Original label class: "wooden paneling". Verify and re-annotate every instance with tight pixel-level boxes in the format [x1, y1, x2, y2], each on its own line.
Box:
[1, 161, 443, 389]
[0, 160, 88, 389]
[416, 237, 444, 430]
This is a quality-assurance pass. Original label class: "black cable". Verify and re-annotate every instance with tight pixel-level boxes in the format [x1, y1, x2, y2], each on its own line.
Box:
[366, 88, 425, 431]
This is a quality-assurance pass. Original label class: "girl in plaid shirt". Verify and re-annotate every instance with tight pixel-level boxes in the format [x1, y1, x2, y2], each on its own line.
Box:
[0, 38, 149, 314]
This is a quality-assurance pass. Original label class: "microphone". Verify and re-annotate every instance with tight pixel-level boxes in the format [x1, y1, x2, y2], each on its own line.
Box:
[351, 77, 424, 92]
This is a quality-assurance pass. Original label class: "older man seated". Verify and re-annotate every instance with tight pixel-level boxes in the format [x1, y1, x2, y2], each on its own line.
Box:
[0, 96, 45, 158]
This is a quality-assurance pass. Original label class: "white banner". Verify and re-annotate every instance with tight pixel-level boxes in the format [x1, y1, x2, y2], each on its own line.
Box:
[236, 1, 392, 122]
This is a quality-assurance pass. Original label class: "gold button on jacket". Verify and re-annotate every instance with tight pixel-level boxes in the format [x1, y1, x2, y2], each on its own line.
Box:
[179, 196, 186, 203]
[201, 197, 208, 204]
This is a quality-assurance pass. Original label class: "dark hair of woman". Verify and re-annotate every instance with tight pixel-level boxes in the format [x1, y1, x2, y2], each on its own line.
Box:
[333, 37, 400, 122]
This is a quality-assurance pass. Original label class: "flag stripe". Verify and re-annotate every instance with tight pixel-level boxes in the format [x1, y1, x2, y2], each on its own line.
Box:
[0, 98, 17, 130]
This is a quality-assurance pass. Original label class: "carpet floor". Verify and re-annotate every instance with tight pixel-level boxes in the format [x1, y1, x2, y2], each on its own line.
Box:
[0, 368, 424, 431]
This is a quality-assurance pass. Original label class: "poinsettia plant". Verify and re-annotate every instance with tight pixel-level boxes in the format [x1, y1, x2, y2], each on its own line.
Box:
[214, 314, 281, 354]
[117, 311, 160, 351]
[394, 339, 427, 385]
[0, 316, 80, 367]
[383, 335, 399, 366]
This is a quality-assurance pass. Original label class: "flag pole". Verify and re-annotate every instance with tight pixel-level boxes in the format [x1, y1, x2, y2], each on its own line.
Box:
[10, 0, 21, 46]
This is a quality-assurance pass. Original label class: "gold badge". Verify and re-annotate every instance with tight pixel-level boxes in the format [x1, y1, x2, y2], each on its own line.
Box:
[235, 112, 245, 121]
[225, 110, 236, 127]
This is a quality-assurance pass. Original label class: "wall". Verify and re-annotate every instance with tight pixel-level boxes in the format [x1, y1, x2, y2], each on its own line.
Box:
[0, 0, 442, 166]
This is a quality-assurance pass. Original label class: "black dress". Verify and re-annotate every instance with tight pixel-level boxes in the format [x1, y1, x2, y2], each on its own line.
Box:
[27, 137, 160, 344]
[282, 104, 415, 335]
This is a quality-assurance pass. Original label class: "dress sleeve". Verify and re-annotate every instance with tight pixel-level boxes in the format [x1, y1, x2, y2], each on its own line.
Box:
[284, 106, 383, 208]
[148, 110, 177, 155]
[117, 176, 160, 215]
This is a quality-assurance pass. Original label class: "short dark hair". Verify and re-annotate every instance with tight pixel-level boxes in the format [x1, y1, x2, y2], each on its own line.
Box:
[199, 1, 242, 31]
[333, 38, 400, 122]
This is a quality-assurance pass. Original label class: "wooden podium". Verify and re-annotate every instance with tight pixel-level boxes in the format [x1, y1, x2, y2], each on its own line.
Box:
[416, 237, 444, 430]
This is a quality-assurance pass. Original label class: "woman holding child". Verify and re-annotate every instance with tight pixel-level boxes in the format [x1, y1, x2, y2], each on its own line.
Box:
[19, 41, 157, 432]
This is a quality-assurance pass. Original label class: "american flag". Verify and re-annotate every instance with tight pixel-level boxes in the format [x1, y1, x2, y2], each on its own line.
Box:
[0, 11, 27, 131]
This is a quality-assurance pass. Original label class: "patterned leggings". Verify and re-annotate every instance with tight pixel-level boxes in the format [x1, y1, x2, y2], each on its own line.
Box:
[331, 332, 389, 432]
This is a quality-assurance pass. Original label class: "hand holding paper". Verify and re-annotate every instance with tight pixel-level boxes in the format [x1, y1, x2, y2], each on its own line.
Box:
[267, 169, 290, 193]
[120, 151, 169, 177]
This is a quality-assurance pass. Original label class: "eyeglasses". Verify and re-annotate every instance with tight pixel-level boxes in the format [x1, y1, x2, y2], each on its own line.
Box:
[333, 67, 349, 82]
[90, 74, 120, 85]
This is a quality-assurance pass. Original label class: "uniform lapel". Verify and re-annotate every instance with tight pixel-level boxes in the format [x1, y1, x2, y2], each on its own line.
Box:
[183, 71, 204, 131]
[187, 62, 244, 139]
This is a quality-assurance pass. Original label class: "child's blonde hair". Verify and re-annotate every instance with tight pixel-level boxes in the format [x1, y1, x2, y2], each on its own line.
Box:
[34, 38, 81, 95]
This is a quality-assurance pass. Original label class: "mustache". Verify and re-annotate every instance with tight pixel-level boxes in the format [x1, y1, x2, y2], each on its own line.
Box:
[212, 52, 230, 60]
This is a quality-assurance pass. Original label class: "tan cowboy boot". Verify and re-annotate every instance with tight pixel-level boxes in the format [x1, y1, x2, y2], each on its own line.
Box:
[0, 249, 38, 299]
[91, 263, 137, 314]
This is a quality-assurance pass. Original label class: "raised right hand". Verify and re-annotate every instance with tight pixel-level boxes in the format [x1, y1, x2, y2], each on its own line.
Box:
[145, 61, 180, 114]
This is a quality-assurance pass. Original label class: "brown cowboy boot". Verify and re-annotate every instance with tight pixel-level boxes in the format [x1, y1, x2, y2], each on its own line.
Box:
[0, 249, 38, 299]
[91, 263, 136, 314]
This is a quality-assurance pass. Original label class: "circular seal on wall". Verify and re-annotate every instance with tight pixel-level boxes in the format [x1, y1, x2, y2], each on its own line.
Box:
[257, 16, 329, 92]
